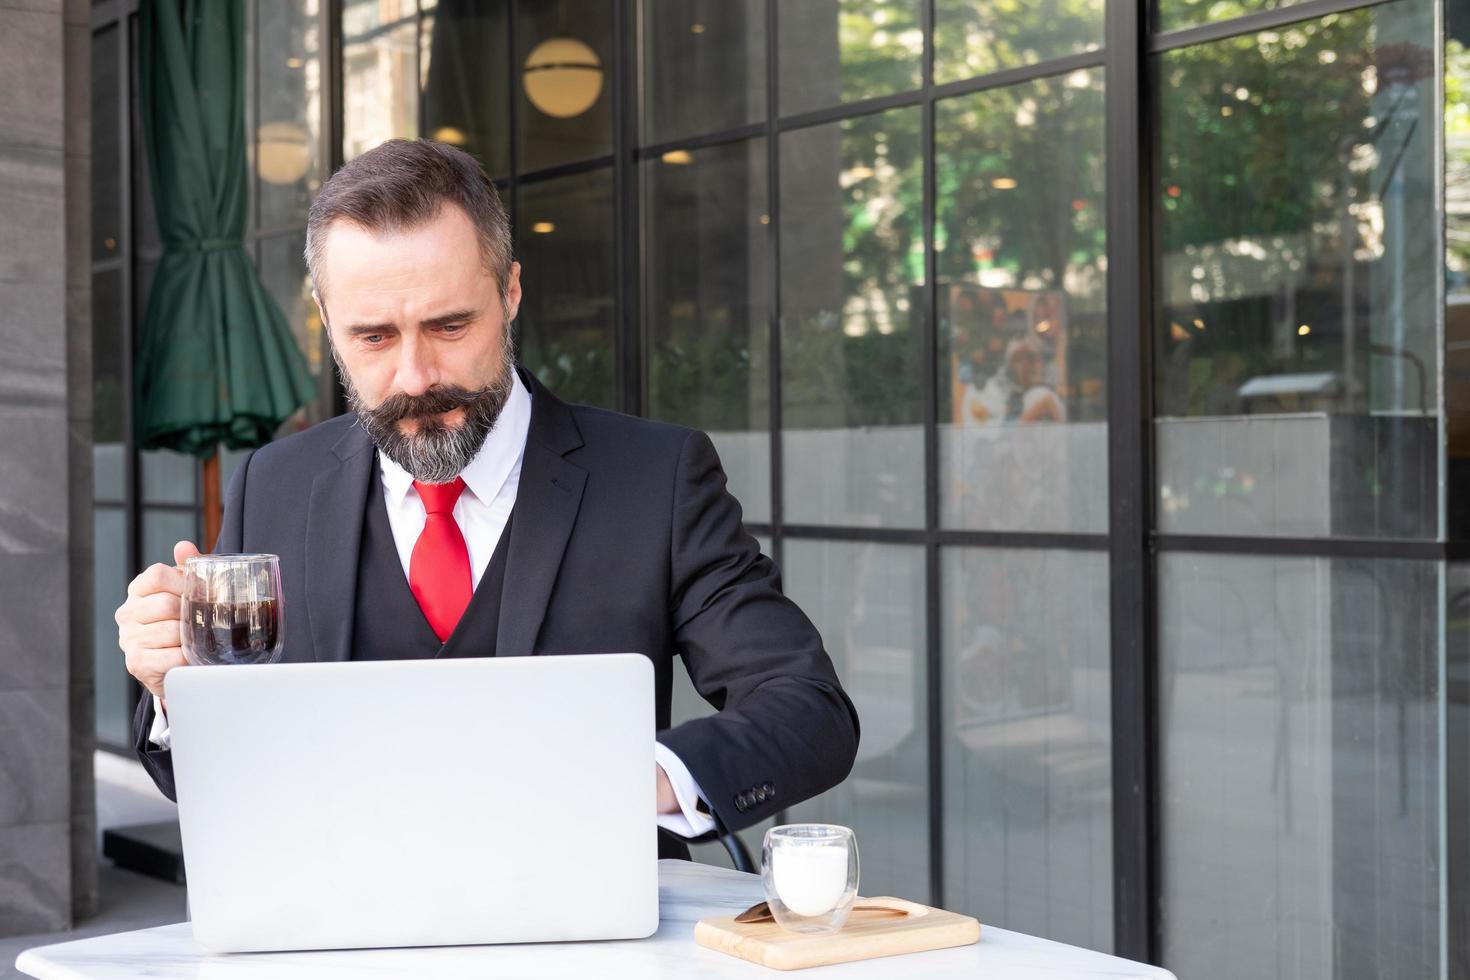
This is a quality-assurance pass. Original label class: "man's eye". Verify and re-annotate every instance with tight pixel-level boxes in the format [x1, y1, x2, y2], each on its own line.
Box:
[363, 334, 385, 345]
[440, 323, 466, 334]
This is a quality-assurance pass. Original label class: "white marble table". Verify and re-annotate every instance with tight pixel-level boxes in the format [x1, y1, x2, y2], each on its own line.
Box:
[17, 860, 1176, 979]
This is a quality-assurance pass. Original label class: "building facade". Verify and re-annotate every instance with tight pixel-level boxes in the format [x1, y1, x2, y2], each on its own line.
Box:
[86, 0, 1470, 976]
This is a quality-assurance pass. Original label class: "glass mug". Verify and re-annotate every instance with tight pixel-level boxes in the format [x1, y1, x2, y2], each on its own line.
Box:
[179, 554, 286, 666]
[761, 824, 859, 934]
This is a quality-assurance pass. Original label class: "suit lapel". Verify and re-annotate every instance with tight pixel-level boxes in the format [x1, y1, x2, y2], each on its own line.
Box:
[497, 370, 586, 658]
[304, 420, 375, 663]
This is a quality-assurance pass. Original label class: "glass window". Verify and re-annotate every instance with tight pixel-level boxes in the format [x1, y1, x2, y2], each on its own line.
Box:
[421, 0, 512, 178]
[1156, 0, 1311, 34]
[342, 0, 419, 161]
[93, 507, 130, 747]
[516, 0, 613, 173]
[258, 231, 328, 428]
[516, 169, 617, 409]
[933, 0, 1103, 85]
[942, 547, 1112, 952]
[142, 508, 200, 567]
[780, 107, 924, 528]
[642, 0, 764, 144]
[1159, 552, 1441, 979]
[783, 540, 929, 901]
[643, 138, 770, 522]
[254, 0, 322, 229]
[140, 451, 197, 507]
[130, 19, 161, 260]
[92, 268, 124, 500]
[1155, 2, 1439, 539]
[92, 25, 119, 262]
[935, 69, 1108, 533]
[777, 1, 923, 119]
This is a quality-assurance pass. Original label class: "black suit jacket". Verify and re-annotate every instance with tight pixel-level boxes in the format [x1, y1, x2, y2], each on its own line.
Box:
[133, 368, 860, 849]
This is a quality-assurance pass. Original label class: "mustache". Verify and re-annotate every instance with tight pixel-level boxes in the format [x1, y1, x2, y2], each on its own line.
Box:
[365, 384, 493, 425]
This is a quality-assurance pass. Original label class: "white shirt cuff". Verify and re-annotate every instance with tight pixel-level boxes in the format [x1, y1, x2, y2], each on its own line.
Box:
[654, 741, 717, 839]
[148, 695, 171, 750]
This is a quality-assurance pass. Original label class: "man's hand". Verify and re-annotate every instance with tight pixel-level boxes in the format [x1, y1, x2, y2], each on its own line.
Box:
[656, 763, 679, 815]
[116, 540, 202, 711]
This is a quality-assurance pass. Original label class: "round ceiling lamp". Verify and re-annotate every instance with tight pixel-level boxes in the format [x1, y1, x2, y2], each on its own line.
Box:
[523, 37, 603, 118]
[256, 122, 311, 185]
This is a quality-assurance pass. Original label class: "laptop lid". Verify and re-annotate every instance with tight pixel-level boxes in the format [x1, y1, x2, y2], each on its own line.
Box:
[164, 654, 659, 952]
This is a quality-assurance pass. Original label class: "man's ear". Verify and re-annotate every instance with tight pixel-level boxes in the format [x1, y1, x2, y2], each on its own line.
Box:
[502, 261, 523, 324]
[312, 289, 329, 331]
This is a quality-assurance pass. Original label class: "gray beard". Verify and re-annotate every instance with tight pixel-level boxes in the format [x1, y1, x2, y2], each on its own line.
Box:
[335, 336, 517, 484]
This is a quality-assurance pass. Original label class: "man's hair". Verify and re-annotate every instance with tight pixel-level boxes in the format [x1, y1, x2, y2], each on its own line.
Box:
[304, 138, 513, 301]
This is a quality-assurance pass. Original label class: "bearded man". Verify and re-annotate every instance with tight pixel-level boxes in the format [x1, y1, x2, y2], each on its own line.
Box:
[113, 139, 859, 858]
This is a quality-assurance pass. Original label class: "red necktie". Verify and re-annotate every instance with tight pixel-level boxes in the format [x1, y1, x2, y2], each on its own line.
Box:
[409, 478, 472, 642]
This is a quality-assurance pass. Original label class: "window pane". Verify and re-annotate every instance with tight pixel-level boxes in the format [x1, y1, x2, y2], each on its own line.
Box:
[781, 107, 924, 528]
[254, 0, 323, 229]
[942, 547, 1112, 952]
[258, 231, 329, 428]
[1159, 553, 1440, 979]
[516, 169, 616, 409]
[141, 508, 200, 568]
[642, 0, 764, 144]
[92, 268, 124, 500]
[783, 540, 928, 902]
[1157, 0, 1310, 34]
[516, 0, 613, 173]
[92, 25, 119, 262]
[644, 138, 770, 522]
[140, 451, 197, 507]
[343, 0, 418, 161]
[130, 20, 160, 259]
[933, 0, 1102, 85]
[936, 69, 1107, 533]
[421, 0, 511, 178]
[1155, 3, 1439, 539]
[93, 507, 130, 748]
[778, 1, 922, 119]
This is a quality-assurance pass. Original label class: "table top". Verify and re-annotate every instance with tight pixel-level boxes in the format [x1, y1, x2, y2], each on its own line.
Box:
[17, 861, 1176, 979]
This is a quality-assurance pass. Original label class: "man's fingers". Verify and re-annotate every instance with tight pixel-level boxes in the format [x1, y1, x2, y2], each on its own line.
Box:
[120, 618, 183, 650]
[173, 540, 201, 568]
[126, 562, 185, 599]
[120, 591, 180, 626]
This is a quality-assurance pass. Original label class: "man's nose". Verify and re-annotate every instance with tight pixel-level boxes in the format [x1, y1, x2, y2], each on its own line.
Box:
[392, 333, 438, 396]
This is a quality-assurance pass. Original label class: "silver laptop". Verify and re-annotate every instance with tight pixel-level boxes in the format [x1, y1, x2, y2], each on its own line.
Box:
[164, 654, 659, 953]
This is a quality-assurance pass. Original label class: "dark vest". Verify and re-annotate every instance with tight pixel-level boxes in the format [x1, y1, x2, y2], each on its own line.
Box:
[352, 468, 513, 660]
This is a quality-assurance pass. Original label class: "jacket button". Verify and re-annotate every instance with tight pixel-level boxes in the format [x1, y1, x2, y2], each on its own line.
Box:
[763, 782, 774, 795]
[755, 788, 768, 803]
[735, 796, 747, 812]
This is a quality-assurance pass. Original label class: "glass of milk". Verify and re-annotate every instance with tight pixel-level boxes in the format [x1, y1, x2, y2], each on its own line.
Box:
[761, 824, 859, 934]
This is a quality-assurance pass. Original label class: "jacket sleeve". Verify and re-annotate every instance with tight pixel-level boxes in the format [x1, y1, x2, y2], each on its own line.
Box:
[131, 450, 254, 801]
[655, 430, 860, 833]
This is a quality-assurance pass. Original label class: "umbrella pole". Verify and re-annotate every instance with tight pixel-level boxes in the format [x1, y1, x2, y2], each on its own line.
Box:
[202, 449, 222, 551]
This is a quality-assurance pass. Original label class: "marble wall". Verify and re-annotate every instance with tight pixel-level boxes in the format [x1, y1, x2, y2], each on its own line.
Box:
[0, 0, 96, 936]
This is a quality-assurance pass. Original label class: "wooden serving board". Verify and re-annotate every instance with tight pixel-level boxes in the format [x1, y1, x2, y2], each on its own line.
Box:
[694, 896, 981, 971]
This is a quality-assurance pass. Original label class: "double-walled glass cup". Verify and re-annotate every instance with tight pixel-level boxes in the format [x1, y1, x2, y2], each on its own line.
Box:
[179, 554, 285, 666]
[761, 824, 859, 934]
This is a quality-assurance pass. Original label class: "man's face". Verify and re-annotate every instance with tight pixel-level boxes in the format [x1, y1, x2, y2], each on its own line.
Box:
[314, 205, 523, 482]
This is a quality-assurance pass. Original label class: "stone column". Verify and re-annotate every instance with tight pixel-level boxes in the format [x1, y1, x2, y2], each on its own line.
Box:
[0, 0, 96, 936]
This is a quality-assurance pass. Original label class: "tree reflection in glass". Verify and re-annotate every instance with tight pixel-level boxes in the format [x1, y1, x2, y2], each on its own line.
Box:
[781, 107, 924, 528]
[1155, 2, 1438, 539]
[935, 69, 1108, 533]
[778, 0, 923, 118]
[933, 0, 1102, 85]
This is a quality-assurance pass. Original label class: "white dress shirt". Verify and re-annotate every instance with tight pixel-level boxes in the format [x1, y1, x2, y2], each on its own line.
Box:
[150, 371, 716, 839]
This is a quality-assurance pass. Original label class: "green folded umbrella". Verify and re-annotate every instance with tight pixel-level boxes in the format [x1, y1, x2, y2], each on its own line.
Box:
[135, 0, 315, 458]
